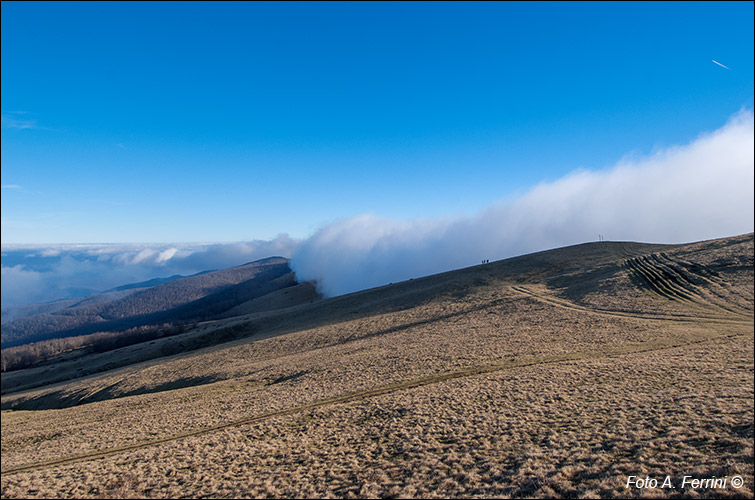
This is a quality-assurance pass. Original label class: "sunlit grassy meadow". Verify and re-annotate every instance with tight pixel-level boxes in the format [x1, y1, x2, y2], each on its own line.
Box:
[2, 235, 752, 498]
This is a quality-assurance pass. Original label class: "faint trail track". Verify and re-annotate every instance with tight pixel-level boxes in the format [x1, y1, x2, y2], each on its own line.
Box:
[4, 249, 752, 477]
[510, 285, 750, 325]
[2, 325, 750, 476]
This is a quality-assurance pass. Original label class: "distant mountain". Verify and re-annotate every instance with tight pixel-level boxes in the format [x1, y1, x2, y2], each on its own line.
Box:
[1, 299, 80, 324]
[0, 257, 310, 348]
[1, 274, 202, 324]
[104, 273, 203, 292]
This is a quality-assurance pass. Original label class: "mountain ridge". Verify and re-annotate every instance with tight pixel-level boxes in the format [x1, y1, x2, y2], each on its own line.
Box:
[0, 256, 306, 348]
[1, 233, 752, 498]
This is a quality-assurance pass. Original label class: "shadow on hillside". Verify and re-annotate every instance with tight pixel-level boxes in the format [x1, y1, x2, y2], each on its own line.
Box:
[2, 375, 218, 411]
[2, 239, 693, 408]
[545, 262, 623, 304]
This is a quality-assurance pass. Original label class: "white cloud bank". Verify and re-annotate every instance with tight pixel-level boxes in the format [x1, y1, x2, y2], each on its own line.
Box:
[2, 110, 753, 309]
[291, 109, 754, 297]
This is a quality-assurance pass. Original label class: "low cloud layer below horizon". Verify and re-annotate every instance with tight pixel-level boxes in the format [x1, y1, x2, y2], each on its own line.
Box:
[2, 109, 753, 309]
[291, 109, 754, 296]
[1, 236, 298, 309]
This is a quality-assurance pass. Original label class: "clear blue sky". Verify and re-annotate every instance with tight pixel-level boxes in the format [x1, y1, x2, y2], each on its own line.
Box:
[2, 1, 753, 244]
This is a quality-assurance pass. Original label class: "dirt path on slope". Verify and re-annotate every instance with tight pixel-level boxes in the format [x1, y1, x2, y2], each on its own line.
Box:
[510, 285, 750, 324]
[3, 318, 750, 476]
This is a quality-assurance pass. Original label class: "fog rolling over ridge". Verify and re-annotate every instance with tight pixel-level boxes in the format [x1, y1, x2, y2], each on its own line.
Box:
[1, 110, 753, 308]
[291, 109, 754, 297]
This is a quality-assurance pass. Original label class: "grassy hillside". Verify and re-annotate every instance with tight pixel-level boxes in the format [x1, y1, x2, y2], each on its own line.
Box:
[1, 234, 752, 498]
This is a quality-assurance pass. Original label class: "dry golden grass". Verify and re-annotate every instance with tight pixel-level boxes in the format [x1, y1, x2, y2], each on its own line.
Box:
[1, 234, 752, 498]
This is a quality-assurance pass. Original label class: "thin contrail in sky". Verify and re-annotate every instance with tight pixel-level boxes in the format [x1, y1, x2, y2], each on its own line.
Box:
[712, 60, 732, 70]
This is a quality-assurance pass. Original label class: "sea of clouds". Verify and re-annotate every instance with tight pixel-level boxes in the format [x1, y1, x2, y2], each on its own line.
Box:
[2, 109, 753, 309]
[1, 237, 298, 309]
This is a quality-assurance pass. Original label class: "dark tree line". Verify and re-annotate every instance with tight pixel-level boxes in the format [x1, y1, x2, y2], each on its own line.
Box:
[1, 322, 194, 372]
